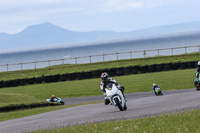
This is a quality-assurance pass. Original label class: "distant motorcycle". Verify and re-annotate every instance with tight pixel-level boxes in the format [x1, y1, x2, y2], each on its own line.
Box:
[155, 87, 163, 96]
[194, 79, 200, 91]
[105, 83, 127, 111]
[46, 97, 65, 105]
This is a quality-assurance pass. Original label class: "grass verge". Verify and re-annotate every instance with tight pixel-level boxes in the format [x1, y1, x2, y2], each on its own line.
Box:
[0, 93, 40, 107]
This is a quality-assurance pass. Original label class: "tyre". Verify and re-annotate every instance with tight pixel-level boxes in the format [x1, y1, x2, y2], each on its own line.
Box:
[164, 63, 172, 71]
[60, 101, 65, 105]
[180, 62, 188, 69]
[59, 74, 68, 81]
[68, 73, 76, 80]
[148, 64, 156, 72]
[19, 78, 27, 86]
[158, 91, 162, 96]
[124, 66, 132, 75]
[27, 77, 35, 84]
[2, 80, 11, 87]
[10, 79, 19, 87]
[0, 81, 3, 88]
[140, 65, 148, 73]
[35, 77, 43, 83]
[44, 75, 52, 83]
[156, 63, 164, 72]
[172, 62, 180, 70]
[114, 97, 123, 111]
[107, 68, 116, 77]
[187, 61, 196, 68]
[84, 71, 92, 79]
[116, 67, 124, 76]
[123, 102, 127, 110]
[51, 74, 60, 82]
[76, 72, 84, 80]
[132, 66, 139, 74]
[91, 70, 100, 78]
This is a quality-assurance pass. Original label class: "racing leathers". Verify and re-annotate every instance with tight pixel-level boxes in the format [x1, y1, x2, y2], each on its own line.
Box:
[50, 96, 57, 102]
[152, 85, 160, 92]
[100, 78, 125, 105]
[152, 85, 162, 96]
[194, 67, 200, 89]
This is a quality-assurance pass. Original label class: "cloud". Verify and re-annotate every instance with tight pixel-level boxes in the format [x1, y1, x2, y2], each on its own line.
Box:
[0, 0, 200, 33]
[102, 0, 143, 12]
[96, 0, 186, 12]
[0, 0, 192, 16]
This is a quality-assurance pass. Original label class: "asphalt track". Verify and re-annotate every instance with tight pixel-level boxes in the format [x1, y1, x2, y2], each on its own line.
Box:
[1, 88, 200, 133]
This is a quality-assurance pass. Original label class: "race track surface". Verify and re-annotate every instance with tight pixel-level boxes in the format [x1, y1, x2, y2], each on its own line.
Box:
[0, 88, 200, 133]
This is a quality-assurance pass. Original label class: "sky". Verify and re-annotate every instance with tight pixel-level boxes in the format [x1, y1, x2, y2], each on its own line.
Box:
[0, 0, 200, 34]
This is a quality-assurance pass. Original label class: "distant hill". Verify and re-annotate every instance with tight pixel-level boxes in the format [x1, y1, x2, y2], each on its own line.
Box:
[1, 21, 200, 53]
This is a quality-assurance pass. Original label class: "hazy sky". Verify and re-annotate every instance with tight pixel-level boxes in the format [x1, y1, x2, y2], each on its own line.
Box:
[0, 0, 200, 34]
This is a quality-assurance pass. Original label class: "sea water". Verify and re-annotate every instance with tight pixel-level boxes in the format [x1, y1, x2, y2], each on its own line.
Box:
[0, 36, 200, 72]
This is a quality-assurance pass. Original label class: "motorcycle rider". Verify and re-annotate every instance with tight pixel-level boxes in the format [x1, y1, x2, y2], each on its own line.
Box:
[153, 83, 163, 96]
[194, 61, 200, 90]
[100, 72, 126, 105]
[50, 95, 57, 102]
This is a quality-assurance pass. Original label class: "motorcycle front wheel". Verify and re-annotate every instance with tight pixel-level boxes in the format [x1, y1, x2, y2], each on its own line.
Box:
[60, 101, 65, 105]
[114, 97, 123, 111]
[123, 102, 127, 110]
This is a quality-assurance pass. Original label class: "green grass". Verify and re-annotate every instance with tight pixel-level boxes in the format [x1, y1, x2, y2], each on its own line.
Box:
[0, 93, 40, 107]
[0, 69, 195, 101]
[0, 52, 199, 80]
[30, 109, 200, 133]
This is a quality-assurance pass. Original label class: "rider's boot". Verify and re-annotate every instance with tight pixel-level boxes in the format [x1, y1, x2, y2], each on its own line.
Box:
[104, 97, 110, 105]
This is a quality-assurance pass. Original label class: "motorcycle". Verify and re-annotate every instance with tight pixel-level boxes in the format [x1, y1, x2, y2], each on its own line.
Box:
[105, 83, 127, 111]
[46, 97, 65, 105]
[155, 87, 163, 96]
[194, 79, 200, 91]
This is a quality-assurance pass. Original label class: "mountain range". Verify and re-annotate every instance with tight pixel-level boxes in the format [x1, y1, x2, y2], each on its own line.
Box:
[1, 21, 200, 53]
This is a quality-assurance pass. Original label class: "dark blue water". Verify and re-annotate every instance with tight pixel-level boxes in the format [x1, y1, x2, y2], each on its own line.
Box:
[1, 35, 200, 71]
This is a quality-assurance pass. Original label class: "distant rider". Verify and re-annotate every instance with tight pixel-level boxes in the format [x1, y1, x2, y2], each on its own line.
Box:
[50, 95, 57, 102]
[100, 72, 126, 105]
[194, 61, 200, 90]
[152, 83, 163, 96]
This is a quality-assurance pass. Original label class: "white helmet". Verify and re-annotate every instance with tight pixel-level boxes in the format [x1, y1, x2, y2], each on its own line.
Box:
[198, 61, 200, 66]
[153, 83, 156, 87]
